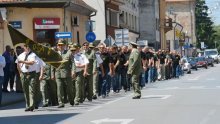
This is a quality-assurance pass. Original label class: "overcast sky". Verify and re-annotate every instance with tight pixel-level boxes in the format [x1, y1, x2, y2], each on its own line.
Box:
[206, 0, 220, 25]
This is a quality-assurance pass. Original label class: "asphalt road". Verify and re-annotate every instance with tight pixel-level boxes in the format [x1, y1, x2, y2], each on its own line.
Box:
[1, 64, 220, 124]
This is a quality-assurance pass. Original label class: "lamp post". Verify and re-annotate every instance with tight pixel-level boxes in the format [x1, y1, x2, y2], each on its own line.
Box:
[215, 41, 217, 48]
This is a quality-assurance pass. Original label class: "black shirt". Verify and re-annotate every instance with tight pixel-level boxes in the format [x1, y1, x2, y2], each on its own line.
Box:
[159, 53, 166, 64]
[100, 52, 110, 71]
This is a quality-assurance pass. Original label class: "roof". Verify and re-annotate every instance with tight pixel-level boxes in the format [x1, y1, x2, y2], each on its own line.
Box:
[0, 0, 96, 15]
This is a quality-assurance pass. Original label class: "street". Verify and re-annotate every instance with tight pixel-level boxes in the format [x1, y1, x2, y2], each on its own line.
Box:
[1, 64, 220, 124]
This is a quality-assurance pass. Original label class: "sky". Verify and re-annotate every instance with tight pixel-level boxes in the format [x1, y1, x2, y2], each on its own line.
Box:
[206, 0, 220, 25]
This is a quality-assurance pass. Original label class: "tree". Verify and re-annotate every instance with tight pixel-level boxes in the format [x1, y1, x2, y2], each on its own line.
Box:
[195, 0, 216, 49]
[213, 25, 220, 51]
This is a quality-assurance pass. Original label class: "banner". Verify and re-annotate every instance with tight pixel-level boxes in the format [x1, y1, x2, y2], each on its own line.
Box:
[7, 24, 65, 68]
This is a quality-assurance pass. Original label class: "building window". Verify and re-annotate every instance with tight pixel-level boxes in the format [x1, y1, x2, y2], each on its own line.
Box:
[72, 16, 79, 26]
[110, 10, 119, 27]
[106, 10, 110, 25]
[77, 31, 80, 44]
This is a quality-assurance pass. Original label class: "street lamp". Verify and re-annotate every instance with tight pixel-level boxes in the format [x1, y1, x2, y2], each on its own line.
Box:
[214, 41, 217, 48]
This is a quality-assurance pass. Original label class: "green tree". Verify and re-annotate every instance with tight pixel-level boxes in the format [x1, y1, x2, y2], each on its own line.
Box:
[195, 0, 216, 49]
[213, 25, 220, 51]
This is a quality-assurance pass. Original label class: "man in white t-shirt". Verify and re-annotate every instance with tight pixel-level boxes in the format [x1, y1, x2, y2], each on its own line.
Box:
[73, 44, 89, 105]
[0, 55, 6, 106]
[16, 45, 37, 111]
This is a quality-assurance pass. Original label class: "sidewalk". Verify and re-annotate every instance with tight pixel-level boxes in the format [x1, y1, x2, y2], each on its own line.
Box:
[1, 92, 24, 107]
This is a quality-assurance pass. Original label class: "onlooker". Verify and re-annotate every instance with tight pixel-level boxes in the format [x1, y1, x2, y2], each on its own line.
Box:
[0, 54, 6, 106]
[9, 49, 16, 92]
[15, 46, 23, 93]
[2, 45, 11, 92]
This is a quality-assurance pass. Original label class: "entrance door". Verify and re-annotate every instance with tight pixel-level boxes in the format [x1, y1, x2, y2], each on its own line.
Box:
[34, 29, 57, 46]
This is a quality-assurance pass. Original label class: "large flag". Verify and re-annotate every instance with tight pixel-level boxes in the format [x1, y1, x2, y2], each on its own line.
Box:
[7, 24, 65, 68]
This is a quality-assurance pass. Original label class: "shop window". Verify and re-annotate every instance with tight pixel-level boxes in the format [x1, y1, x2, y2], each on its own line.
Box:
[35, 29, 56, 46]
[110, 10, 119, 27]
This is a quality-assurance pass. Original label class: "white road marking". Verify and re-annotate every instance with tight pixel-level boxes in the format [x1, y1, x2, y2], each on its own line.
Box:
[105, 97, 127, 105]
[199, 109, 216, 124]
[91, 118, 134, 124]
[188, 76, 200, 81]
[206, 78, 216, 81]
[142, 95, 172, 99]
[87, 106, 103, 112]
[190, 86, 205, 89]
[164, 87, 179, 90]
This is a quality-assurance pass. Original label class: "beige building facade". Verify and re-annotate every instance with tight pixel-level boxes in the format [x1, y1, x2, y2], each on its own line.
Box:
[0, 1, 96, 53]
[165, 0, 196, 51]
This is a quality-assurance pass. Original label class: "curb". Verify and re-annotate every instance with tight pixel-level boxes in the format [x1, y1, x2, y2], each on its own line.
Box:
[0, 98, 25, 108]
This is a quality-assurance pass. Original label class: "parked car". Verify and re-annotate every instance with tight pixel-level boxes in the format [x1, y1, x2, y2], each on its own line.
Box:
[189, 57, 198, 70]
[204, 49, 219, 64]
[181, 57, 191, 74]
[205, 56, 214, 67]
[196, 57, 208, 69]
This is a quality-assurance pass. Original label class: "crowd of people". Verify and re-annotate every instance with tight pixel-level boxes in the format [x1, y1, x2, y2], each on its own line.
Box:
[0, 40, 185, 111]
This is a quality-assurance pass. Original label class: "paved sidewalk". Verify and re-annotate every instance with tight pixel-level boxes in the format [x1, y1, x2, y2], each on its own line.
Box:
[1, 92, 24, 107]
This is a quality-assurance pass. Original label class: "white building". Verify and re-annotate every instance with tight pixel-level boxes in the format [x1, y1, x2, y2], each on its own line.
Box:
[83, 0, 106, 42]
[119, 0, 139, 42]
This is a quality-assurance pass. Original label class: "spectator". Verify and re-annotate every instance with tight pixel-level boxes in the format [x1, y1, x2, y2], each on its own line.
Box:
[2, 45, 11, 92]
[0, 54, 6, 105]
[9, 49, 16, 92]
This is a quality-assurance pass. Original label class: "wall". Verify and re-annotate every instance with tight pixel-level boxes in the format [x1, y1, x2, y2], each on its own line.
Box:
[139, 0, 158, 48]
[0, 7, 89, 53]
[166, 1, 196, 49]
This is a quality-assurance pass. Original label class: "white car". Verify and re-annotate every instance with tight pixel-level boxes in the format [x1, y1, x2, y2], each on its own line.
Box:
[204, 49, 219, 64]
[181, 57, 191, 74]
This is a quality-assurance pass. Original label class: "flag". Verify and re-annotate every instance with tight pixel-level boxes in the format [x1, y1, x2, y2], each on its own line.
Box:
[7, 24, 65, 68]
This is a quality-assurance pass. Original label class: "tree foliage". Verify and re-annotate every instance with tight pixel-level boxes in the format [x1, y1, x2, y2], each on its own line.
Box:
[213, 25, 220, 51]
[195, 0, 216, 49]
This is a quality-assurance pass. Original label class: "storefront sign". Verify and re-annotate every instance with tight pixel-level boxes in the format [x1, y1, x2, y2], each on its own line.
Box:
[9, 21, 22, 29]
[34, 18, 60, 29]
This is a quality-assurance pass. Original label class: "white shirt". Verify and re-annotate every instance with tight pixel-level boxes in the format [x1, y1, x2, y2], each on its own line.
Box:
[95, 52, 103, 68]
[74, 53, 89, 72]
[0, 55, 6, 76]
[16, 52, 37, 73]
[35, 56, 46, 73]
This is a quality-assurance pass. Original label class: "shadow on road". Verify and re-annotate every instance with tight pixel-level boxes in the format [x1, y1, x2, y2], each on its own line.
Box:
[0, 113, 79, 124]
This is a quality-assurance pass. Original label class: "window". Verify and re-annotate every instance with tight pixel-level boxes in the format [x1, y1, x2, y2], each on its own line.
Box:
[72, 16, 79, 26]
[110, 10, 119, 27]
[106, 10, 110, 25]
[77, 31, 80, 44]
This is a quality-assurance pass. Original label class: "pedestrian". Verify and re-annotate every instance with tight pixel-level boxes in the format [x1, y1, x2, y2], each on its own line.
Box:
[98, 43, 110, 98]
[16, 45, 37, 111]
[9, 49, 16, 92]
[73, 44, 89, 105]
[52, 39, 75, 108]
[109, 45, 120, 93]
[82, 42, 97, 101]
[93, 47, 104, 99]
[15, 46, 23, 93]
[127, 41, 142, 99]
[0, 54, 6, 106]
[2, 45, 11, 92]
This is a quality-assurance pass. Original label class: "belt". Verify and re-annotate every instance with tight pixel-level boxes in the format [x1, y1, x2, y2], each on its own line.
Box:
[23, 71, 36, 75]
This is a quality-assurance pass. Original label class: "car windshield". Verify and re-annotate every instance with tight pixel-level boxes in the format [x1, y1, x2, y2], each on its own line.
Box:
[205, 51, 218, 56]
[189, 57, 195, 61]
[197, 57, 205, 61]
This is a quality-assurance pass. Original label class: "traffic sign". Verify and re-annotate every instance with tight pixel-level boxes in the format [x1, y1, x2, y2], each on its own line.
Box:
[86, 31, 96, 43]
[55, 32, 72, 39]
